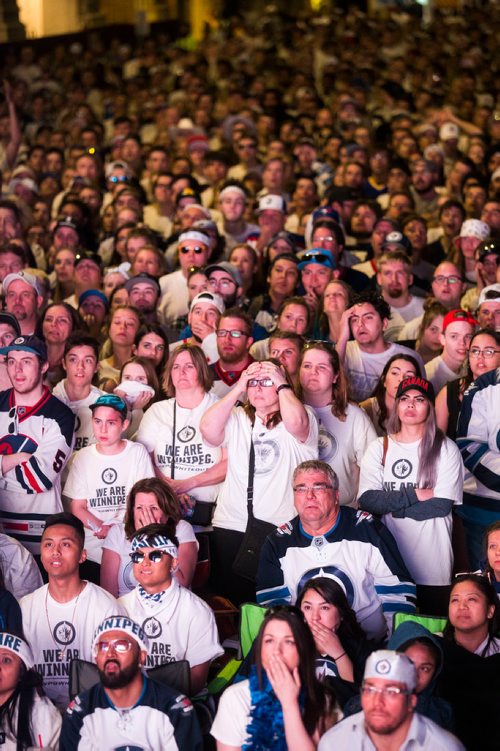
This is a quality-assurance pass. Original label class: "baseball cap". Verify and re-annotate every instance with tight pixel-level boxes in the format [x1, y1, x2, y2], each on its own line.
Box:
[476, 239, 500, 263]
[219, 185, 247, 202]
[125, 273, 161, 295]
[439, 122, 460, 141]
[0, 312, 21, 336]
[78, 289, 109, 309]
[311, 206, 342, 226]
[382, 230, 412, 253]
[175, 187, 201, 205]
[442, 308, 478, 332]
[93, 615, 149, 655]
[54, 216, 80, 236]
[364, 650, 417, 692]
[297, 248, 337, 271]
[257, 194, 287, 214]
[0, 335, 47, 361]
[190, 291, 225, 315]
[178, 230, 210, 247]
[3, 270, 43, 296]
[90, 394, 128, 419]
[74, 251, 102, 269]
[478, 283, 500, 307]
[396, 375, 435, 403]
[0, 632, 33, 669]
[205, 261, 242, 288]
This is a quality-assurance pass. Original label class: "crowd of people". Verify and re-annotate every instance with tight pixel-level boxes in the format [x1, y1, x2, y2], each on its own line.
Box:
[0, 4, 499, 749]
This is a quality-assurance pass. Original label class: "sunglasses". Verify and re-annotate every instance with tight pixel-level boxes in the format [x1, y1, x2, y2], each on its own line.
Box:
[180, 246, 205, 254]
[129, 550, 171, 564]
[302, 252, 332, 264]
[95, 639, 133, 654]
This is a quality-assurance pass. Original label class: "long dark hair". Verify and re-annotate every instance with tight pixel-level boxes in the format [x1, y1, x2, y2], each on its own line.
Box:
[0, 664, 43, 751]
[254, 606, 336, 735]
[370, 353, 421, 432]
[443, 574, 500, 656]
[296, 577, 365, 643]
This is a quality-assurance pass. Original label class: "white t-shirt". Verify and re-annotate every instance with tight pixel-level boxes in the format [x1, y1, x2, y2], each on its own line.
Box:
[313, 403, 378, 507]
[0, 692, 62, 751]
[425, 355, 467, 394]
[119, 579, 223, 670]
[399, 314, 423, 341]
[52, 381, 104, 453]
[20, 582, 123, 709]
[211, 679, 251, 748]
[103, 521, 198, 597]
[385, 296, 425, 342]
[158, 269, 189, 326]
[344, 341, 425, 402]
[63, 441, 155, 563]
[137, 393, 222, 504]
[358, 435, 463, 585]
[212, 406, 319, 532]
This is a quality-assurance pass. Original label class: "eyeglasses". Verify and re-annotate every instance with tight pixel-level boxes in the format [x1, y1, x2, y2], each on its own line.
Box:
[469, 347, 499, 358]
[314, 237, 337, 245]
[180, 246, 205, 254]
[216, 329, 248, 339]
[433, 275, 461, 285]
[293, 483, 333, 494]
[209, 278, 236, 289]
[95, 639, 134, 654]
[155, 183, 171, 189]
[361, 684, 410, 699]
[109, 175, 129, 183]
[129, 550, 170, 564]
[247, 378, 274, 387]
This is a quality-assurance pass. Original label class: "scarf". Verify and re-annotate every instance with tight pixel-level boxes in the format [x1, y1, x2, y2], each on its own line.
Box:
[243, 665, 304, 751]
[137, 584, 169, 608]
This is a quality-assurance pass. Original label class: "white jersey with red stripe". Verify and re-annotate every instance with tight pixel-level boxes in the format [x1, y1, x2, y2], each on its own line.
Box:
[0, 387, 75, 553]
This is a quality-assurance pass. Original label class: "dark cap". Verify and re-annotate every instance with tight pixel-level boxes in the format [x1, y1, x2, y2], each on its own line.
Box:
[78, 289, 109, 309]
[90, 394, 128, 419]
[125, 273, 161, 295]
[75, 252, 102, 270]
[396, 375, 435, 403]
[476, 239, 500, 263]
[54, 216, 80, 236]
[382, 230, 412, 253]
[0, 312, 21, 336]
[0, 335, 47, 361]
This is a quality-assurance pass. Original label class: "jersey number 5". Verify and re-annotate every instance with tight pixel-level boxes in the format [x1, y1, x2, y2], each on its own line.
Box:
[53, 449, 66, 472]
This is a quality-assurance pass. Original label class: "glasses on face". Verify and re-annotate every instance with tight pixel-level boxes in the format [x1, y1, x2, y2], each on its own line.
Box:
[155, 183, 171, 189]
[361, 684, 410, 699]
[209, 278, 236, 290]
[469, 347, 500, 358]
[247, 378, 274, 388]
[216, 329, 248, 339]
[129, 550, 170, 564]
[314, 237, 336, 245]
[95, 639, 134, 654]
[180, 246, 205, 255]
[293, 482, 333, 494]
[109, 175, 129, 183]
[433, 275, 461, 285]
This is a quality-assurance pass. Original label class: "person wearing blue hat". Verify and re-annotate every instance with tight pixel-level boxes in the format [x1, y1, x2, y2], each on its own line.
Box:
[297, 246, 338, 318]
[64, 393, 155, 579]
[78, 289, 109, 341]
[0, 334, 75, 553]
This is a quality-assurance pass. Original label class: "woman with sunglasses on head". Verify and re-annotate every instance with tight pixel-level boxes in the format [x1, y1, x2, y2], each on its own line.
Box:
[358, 375, 464, 615]
[101, 477, 198, 597]
[137, 343, 226, 529]
[211, 606, 339, 751]
[200, 358, 318, 605]
[299, 342, 377, 508]
[435, 329, 500, 439]
[359, 353, 422, 437]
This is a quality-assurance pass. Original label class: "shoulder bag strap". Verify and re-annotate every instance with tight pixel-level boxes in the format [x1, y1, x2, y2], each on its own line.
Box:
[247, 419, 256, 521]
[170, 401, 176, 479]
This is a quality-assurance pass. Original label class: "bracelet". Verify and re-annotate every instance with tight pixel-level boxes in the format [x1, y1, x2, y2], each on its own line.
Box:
[276, 384, 293, 393]
[334, 652, 347, 661]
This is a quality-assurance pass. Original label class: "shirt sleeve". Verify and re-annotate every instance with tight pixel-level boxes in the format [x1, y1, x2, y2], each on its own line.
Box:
[256, 534, 292, 606]
[211, 681, 251, 748]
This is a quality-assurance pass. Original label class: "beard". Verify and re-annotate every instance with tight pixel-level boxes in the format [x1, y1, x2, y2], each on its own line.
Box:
[99, 660, 138, 689]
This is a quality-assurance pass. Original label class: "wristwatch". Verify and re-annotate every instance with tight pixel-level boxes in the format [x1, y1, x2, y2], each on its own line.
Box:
[276, 384, 293, 393]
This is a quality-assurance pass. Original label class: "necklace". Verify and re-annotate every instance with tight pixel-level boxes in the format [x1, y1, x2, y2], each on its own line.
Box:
[44, 584, 84, 661]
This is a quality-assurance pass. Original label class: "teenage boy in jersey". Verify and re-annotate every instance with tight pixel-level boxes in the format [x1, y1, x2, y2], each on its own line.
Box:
[119, 523, 223, 694]
[53, 333, 103, 455]
[20, 513, 123, 709]
[61, 615, 202, 750]
[65, 394, 154, 577]
[0, 335, 75, 552]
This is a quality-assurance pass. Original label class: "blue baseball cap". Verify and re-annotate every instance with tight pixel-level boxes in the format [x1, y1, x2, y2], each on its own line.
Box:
[297, 248, 337, 271]
[0, 335, 48, 361]
[90, 394, 128, 419]
[78, 289, 109, 310]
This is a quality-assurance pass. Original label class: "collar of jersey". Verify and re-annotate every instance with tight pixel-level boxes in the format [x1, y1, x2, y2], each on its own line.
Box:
[104, 674, 147, 711]
[299, 511, 341, 540]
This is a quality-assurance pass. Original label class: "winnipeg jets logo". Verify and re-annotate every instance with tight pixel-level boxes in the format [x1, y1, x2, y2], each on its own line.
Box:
[254, 438, 279, 474]
[102, 467, 117, 484]
[392, 458, 412, 479]
[143, 617, 162, 638]
[53, 621, 76, 645]
[177, 426, 196, 443]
